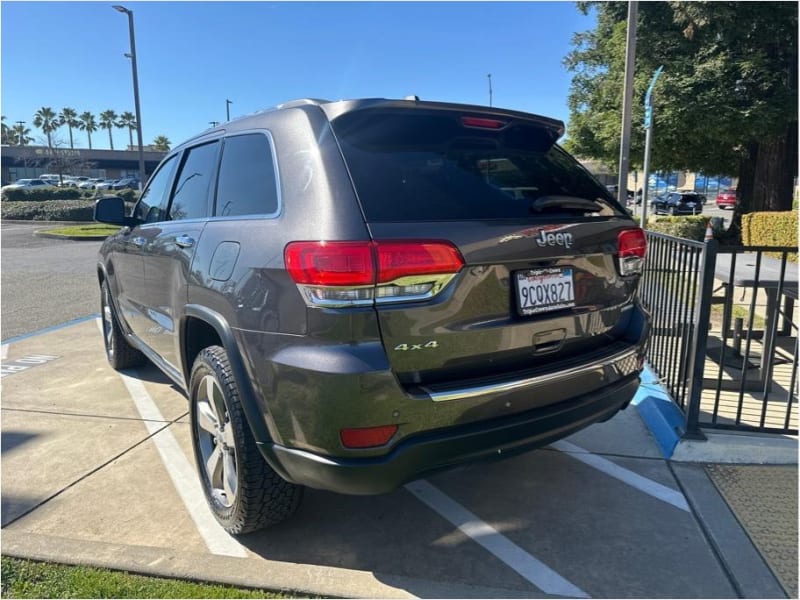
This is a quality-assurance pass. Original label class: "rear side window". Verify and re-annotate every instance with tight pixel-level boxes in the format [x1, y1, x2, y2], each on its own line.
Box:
[332, 110, 622, 221]
[215, 133, 279, 217]
[169, 141, 220, 221]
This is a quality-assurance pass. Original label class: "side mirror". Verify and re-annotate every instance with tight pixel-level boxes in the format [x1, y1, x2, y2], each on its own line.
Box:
[94, 195, 131, 226]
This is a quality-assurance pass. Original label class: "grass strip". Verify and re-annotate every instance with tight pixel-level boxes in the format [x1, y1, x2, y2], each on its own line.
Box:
[1, 556, 300, 599]
[42, 224, 120, 237]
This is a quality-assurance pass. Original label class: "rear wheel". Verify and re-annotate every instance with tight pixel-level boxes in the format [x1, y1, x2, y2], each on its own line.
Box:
[189, 345, 303, 534]
[669, 206, 677, 216]
[101, 280, 146, 369]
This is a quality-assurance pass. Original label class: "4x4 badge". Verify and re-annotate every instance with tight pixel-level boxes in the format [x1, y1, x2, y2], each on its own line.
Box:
[394, 341, 439, 351]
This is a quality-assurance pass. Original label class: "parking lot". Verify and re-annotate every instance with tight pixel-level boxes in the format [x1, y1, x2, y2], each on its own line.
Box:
[0, 222, 792, 598]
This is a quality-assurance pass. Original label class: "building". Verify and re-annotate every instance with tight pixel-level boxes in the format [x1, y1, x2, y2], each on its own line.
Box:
[0, 145, 167, 185]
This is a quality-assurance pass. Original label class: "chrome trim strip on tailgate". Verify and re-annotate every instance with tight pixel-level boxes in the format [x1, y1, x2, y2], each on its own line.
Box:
[421, 347, 640, 402]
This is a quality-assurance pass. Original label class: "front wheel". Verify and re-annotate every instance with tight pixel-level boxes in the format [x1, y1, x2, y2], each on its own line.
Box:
[189, 346, 303, 534]
[669, 206, 678, 216]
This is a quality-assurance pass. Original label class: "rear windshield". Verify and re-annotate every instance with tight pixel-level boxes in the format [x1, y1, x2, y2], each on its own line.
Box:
[331, 109, 624, 221]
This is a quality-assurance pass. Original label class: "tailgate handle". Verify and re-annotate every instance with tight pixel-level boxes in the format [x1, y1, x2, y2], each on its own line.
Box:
[533, 329, 566, 355]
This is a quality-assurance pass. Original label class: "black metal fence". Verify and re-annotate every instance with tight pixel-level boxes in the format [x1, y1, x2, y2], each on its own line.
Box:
[639, 232, 798, 436]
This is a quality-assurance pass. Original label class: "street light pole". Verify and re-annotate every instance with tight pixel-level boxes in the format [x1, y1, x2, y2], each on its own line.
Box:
[113, 5, 146, 190]
[226, 99, 233, 121]
[487, 74, 493, 107]
[617, 0, 638, 208]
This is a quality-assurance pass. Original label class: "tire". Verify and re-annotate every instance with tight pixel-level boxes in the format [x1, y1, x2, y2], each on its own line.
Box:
[189, 345, 303, 534]
[101, 280, 146, 369]
[669, 206, 677, 216]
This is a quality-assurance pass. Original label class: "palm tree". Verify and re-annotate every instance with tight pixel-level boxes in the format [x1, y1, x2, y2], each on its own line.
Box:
[33, 106, 59, 149]
[11, 123, 33, 146]
[99, 109, 118, 150]
[78, 111, 98, 149]
[1, 116, 9, 145]
[59, 107, 80, 149]
[152, 135, 171, 152]
[118, 111, 137, 150]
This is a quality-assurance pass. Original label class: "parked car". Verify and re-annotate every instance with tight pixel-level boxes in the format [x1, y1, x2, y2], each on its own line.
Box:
[78, 178, 107, 190]
[112, 177, 140, 190]
[1, 178, 53, 191]
[715, 188, 737, 210]
[651, 191, 705, 216]
[95, 180, 117, 190]
[95, 97, 650, 534]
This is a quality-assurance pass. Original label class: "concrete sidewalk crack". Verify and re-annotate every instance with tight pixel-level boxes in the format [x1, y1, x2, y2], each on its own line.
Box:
[1, 406, 186, 424]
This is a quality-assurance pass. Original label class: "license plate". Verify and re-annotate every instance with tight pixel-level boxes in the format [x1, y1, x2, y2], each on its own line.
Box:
[686, 202, 695, 207]
[516, 268, 575, 315]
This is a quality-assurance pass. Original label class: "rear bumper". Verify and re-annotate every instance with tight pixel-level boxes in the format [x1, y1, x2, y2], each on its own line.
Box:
[258, 373, 640, 494]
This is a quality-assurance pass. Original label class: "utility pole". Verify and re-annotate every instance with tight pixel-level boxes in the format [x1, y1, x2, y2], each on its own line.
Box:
[487, 74, 493, 107]
[226, 99, 233, 122]
[617, 1, 638, 208]
[641, 66, 664, 229]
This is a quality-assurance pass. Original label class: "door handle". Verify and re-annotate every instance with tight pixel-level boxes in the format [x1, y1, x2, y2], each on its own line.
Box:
[131, 236, 146, 247]
[175, 235, 195, 249]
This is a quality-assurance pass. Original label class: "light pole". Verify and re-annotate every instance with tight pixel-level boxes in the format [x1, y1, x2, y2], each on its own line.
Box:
[226, 99, 233, 121]
[15, 121, 25, 146]
[113, 5, 146, 190]
[617, 1, 638, 209]
[487, 74, 493, 107]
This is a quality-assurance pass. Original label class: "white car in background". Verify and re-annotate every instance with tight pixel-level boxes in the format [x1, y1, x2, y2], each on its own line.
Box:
[1, 178, 53, 192]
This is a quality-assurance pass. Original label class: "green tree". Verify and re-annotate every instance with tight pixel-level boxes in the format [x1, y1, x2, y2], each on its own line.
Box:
[59, 107, 80, 149]
[78, 111, 98, 149]
[118, 111, 137, 150]
[564, 1, 797, 235]
[33, 106, 59, 149]
[11, 122, 33, 146]
[99, 109, 118, 150]
[152, 135, 171, 151]
[1, 116, 9, 145]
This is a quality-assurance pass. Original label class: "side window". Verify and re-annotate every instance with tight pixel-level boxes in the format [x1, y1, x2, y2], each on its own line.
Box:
[168, 141, 220, 221]
[215, 133, 279, 217]
[134, 154, 178, 223]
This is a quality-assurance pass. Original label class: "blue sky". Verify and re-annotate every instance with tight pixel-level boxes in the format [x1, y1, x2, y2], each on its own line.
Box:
[1, 1, 596, 150]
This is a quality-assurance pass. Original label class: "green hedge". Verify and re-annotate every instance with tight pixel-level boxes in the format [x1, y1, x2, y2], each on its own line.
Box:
[1, 187, 82, 201]
[645, 216, 710, 241]
[1, 199, 96, 221]
[742, 211, 798, 262]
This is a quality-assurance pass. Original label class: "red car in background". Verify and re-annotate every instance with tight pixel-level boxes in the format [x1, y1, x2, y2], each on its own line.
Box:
[716, 188, 737, 209]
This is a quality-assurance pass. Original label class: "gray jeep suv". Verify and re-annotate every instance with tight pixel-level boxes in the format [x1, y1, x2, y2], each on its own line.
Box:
[95, 97, 650, 534]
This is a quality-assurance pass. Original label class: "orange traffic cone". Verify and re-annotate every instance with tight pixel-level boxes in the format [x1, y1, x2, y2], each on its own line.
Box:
[704, 221, 714, 242]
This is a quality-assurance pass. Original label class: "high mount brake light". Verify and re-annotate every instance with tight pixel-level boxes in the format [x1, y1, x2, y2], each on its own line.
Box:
[617, 228, 647, 276]
[285, 240, 464, 307]
[461, 116, 507, 130]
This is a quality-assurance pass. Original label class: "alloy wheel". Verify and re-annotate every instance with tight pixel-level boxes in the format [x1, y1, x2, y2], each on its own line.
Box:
[195, 374, 238, 508]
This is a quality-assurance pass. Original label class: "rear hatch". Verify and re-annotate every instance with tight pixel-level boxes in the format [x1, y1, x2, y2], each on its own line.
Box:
[328, 103, 643, 388]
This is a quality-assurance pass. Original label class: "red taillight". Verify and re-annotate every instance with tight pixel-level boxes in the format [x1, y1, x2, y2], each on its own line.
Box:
[340, 424, 398, 449]
[461, 116, 507, 129]
[617, 228, 647, 276]
[618, 228, 647, 258]
[284, 241, 375, 286]
[285, 240, 464, 306]
[376, 241, 464, 283]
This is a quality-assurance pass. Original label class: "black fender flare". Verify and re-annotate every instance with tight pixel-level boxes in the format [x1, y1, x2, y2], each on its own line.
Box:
[181, 305, 272, 445]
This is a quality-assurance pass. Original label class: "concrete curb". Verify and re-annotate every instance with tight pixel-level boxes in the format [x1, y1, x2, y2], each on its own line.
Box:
[1, 530, 541, 599]
[632, 365, 798, 464]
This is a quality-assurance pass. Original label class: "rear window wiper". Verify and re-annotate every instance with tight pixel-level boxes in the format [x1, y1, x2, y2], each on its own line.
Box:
[529, 195, 603, 213]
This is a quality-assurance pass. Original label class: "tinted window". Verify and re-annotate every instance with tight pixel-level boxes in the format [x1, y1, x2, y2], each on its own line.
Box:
[134, 154, 178, 223]
[168, 141, 220, 221]
[332, 110, 622, 221]
[215, 134, 279, 217]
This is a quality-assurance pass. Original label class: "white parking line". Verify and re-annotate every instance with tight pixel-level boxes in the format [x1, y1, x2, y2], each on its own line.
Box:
[551, 440, 690, 512]
[406, 480, 590, 598]
[98, 318, 247, 557]
[1, 344, 9, 360]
